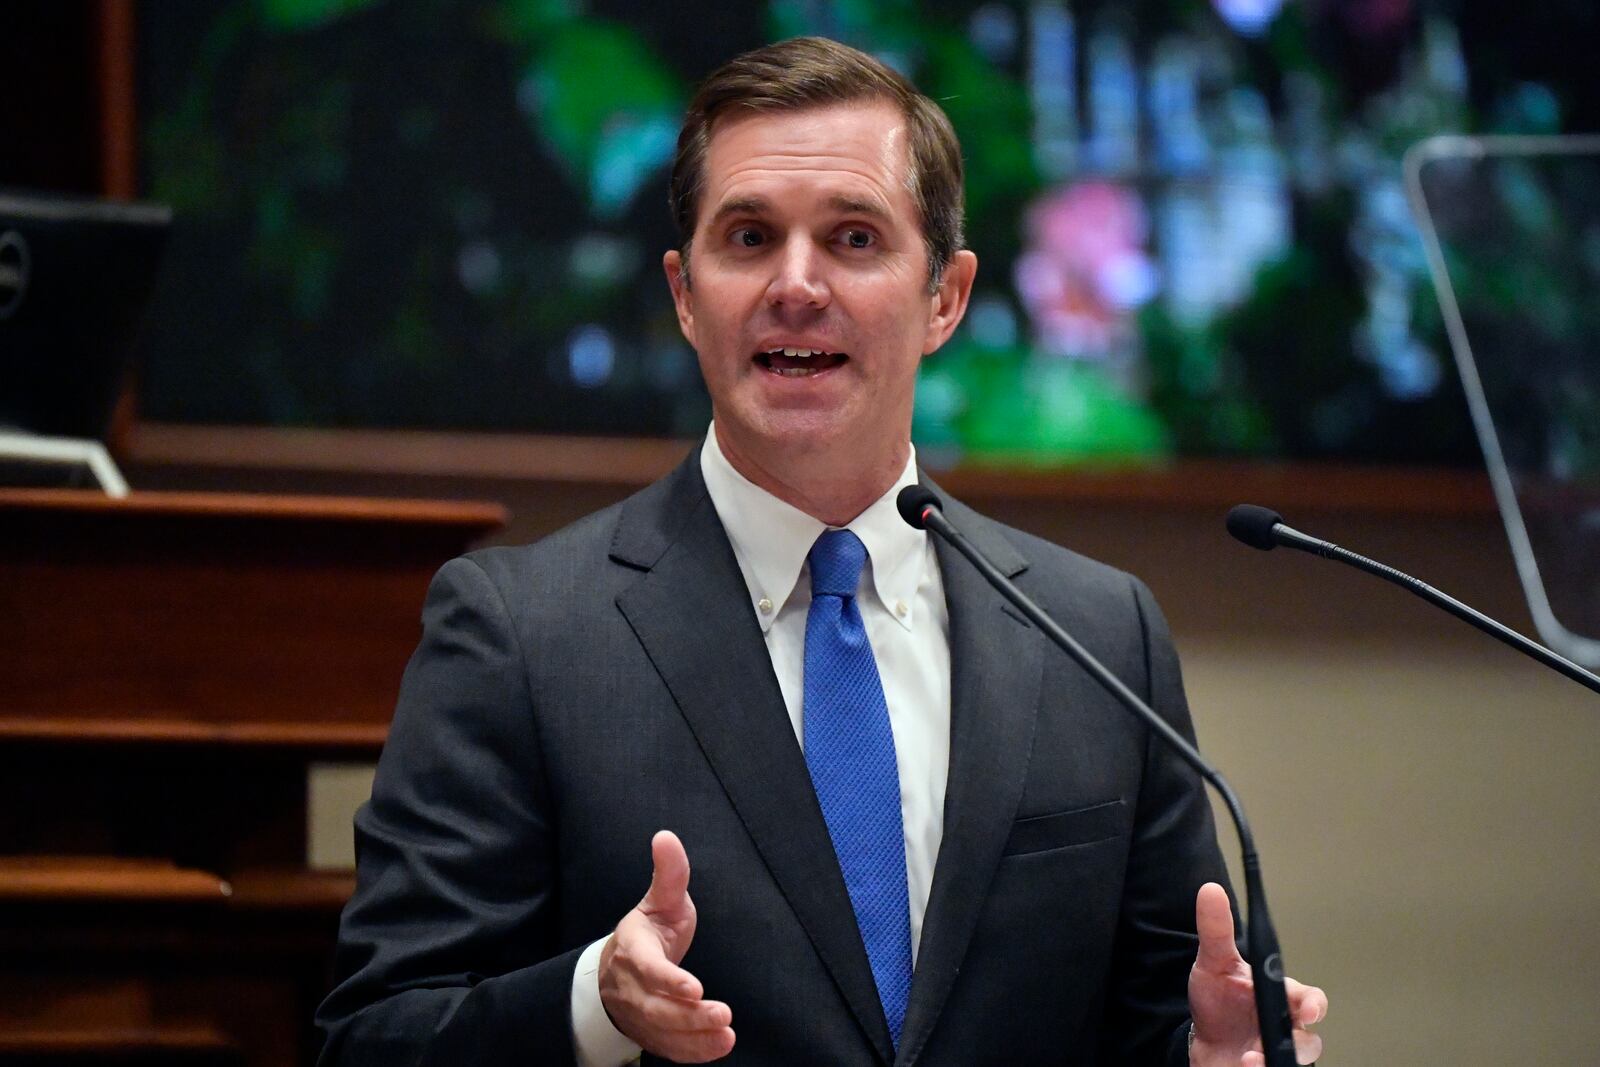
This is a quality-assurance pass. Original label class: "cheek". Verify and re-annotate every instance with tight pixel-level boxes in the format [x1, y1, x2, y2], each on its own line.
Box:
[692, 280, 759, 344]
[891, 352, 925, 392]
[697, 341, 744, 388]
[846, 275, 933, 332]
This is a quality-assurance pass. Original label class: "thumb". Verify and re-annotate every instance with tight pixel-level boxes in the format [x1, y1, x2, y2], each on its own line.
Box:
[1193, 881, 1244, 973]
[641, 829, 693, 919]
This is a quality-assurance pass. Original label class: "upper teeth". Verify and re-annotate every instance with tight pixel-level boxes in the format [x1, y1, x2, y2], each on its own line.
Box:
[770, 347, 824, 358]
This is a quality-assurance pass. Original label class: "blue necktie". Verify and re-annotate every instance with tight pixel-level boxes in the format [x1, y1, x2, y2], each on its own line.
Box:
[803, 528, 913, 1047]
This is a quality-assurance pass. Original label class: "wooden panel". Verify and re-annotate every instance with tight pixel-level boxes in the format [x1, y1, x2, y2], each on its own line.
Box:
[0, 861, 353, 912]
[129, 424, 696, 486]
[0, 858, 229, 903]
[3, 558, 431, 730]
[0, 975, 239, 1058]
[95, 0, 136, 202]
[0, 1027, 236, 1055]
[0, 971, 298, 1065]
[224, 868, 356, 912]
[0, 742, 311, 871]
[0, 488, 508, 527]
[929, 457, 1495, 516]
[0, 490, 504, 739]
[126, 422, 1497, 515]
[0, 490, 494, 1065]
[0, 718, 385, 749]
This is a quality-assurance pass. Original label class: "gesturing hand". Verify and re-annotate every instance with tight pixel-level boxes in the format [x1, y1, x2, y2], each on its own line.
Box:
[598, 830, 736, 1063]
[1187, 882, 1327, 1067]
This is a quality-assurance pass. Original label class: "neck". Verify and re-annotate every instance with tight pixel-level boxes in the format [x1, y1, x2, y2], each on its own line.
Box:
[714, 423, 908, 527]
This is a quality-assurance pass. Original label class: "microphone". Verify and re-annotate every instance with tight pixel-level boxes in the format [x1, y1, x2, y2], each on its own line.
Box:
[1226, 504, 1600, 696]
[1225, 504, 1286, 551]
[899, 485, 1302, 1067]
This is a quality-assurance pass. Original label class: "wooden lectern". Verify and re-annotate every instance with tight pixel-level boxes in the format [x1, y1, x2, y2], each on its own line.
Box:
[0, 489, 505, 1065]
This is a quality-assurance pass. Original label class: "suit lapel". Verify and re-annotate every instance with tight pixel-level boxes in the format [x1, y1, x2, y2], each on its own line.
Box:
[897, 493, 1044, 1065]
[612, 456, 896, 1065]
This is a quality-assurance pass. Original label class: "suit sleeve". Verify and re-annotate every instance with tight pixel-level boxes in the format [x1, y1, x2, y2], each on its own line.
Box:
[1099, 575, 1232, 1067]
[316, 556, 582, 1067]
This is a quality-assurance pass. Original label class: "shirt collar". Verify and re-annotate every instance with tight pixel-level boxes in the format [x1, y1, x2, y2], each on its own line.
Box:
[699, 423, 928, 634]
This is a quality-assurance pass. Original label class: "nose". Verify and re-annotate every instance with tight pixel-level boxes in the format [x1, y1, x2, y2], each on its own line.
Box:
[764, 233, 830, 310]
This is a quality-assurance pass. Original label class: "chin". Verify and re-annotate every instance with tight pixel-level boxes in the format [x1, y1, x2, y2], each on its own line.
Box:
[736, 408, 857, 458]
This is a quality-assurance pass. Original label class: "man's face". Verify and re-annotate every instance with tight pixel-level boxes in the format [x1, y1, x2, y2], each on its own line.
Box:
[664, 102, 973, 475]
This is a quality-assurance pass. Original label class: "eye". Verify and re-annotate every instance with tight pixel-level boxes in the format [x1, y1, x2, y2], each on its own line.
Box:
[841, 228, 875, 249]
[731, 228, 765, 248]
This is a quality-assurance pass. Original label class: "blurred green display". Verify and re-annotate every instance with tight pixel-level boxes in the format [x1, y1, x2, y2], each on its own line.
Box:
[134, 0, 1599, 466]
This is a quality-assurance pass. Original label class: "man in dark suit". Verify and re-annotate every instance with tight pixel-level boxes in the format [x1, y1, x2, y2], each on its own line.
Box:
[317, 37, 1326, 1067]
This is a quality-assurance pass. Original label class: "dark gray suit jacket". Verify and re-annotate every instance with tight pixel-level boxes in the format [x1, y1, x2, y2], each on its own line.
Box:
[316, 453, 1227, 1066]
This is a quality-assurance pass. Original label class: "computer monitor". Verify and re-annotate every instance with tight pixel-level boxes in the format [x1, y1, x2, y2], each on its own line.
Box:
[0, 191, 171, 441]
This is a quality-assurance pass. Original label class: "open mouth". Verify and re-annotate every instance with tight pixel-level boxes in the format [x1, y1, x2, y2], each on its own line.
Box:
[754, 347, 849, 377]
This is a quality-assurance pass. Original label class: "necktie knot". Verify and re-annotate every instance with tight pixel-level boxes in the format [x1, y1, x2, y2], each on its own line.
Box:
[808, 529, 868, 599]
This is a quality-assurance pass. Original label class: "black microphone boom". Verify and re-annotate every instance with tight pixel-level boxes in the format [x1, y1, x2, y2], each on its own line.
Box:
[1225, 504, 1600, 696]
[898, 485, 1303, 1067]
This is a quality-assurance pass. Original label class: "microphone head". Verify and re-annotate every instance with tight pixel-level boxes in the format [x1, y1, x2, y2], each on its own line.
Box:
[896, 485, 943, 530]
[1226, 504, 1284, 551]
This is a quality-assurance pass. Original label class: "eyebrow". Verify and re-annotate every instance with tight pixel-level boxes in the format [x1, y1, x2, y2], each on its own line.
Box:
[704, 193, 894, 228]
[706, 196, 770, 228]
[823, 194, 892, 221]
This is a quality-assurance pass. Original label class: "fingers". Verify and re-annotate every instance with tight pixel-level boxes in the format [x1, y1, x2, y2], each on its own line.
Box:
[640, 829, 697, 963]
[1238, 1039, 1320, 1067]
[1287, 978, 1328, 1028]
[1193, 881, 1244, 973]
[600, 831, 734, 1063]
[658, 1024, 737, 1064]
[655, 1023, 736, 1063]
[622, 987, 735, 1062]
[1288, 978, 1327, 1064]
[615, 913, 703, 998]
[603, 916, 737, 1062]
[1294, 1025, 1324, 1065]
[635, 992, 732, 1033]
[642, 829, 692, 917]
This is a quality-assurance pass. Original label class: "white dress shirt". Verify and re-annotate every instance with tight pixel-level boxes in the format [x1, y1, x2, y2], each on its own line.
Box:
[571, 426, 952, 1067]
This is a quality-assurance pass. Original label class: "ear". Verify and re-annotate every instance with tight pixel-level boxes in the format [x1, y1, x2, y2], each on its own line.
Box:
[922, 249, 977, 355]
[663, 249, 696, 349]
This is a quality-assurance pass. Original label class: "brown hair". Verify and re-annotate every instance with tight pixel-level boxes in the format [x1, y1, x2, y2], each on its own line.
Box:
[669, 36, 965, 290]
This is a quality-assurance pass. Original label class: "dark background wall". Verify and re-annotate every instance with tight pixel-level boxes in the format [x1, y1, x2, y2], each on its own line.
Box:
[1, 5, 104, 195]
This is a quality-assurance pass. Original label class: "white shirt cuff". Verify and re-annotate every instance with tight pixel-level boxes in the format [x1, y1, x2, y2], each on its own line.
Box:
[570, 934, 644, 1067]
